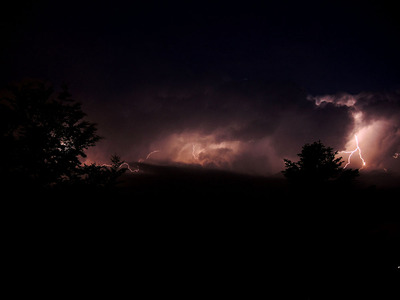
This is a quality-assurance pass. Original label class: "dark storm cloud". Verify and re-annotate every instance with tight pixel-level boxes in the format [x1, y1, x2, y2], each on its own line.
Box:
[310, 90, 400, 171]
[352, 91, 400, 170]
[84, 80, 355, 174]
[354, 91, 400, 122]
[2, 1, 399, 96]
[2, 1, 399, 176]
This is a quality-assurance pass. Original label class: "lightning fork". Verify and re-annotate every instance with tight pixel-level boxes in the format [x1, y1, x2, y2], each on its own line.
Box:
[340, 135, 366, 169]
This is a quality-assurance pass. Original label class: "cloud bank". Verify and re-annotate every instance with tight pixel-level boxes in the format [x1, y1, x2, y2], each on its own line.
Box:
[83, 80, 400, 175]
[312, 90, 400, 172]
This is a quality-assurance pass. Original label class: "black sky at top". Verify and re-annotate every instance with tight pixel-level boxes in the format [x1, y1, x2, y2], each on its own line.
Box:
[2, 1, 400, 176]
[1, 0, 400, 96]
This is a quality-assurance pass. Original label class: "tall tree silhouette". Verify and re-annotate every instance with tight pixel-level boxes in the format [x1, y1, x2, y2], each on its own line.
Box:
[282, 141, 359, 185]
[0, 80, 101, 188]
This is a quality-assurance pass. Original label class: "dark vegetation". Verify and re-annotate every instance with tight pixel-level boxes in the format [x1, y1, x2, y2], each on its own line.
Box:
[2, 81, 399, 299]
[0, 80, 126, 195]
[283, 140, 359, 187]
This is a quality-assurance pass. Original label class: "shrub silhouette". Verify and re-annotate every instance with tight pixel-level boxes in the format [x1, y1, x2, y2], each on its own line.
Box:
[282, 140, 359, 186]
[80, 154, 128, 189]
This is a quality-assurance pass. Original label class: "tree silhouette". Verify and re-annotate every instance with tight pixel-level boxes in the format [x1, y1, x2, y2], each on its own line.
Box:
[282, 140, 359, 185]
[0, 80, 122, 190]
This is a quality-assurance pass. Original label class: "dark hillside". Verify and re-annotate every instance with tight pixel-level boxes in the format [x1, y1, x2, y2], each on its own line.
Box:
[6, 164, 399, 299]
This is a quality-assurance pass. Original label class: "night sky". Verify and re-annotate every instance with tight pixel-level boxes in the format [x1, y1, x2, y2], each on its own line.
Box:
[2, 0, 400, 175]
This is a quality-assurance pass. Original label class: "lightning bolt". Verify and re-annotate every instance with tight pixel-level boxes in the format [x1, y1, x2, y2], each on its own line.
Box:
[340, 135, 366, 169]
[101, 150, 160, 173]
[192, 144, 205, 161]
[192, 144, 199, 160]
[146, 150, 160, 160]
[116, 162, 139, 173]
[101, 162, 139, 173]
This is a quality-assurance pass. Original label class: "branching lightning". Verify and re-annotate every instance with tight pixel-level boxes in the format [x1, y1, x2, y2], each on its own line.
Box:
[192, 144, 205, 160]
[340, 135, 366, 169]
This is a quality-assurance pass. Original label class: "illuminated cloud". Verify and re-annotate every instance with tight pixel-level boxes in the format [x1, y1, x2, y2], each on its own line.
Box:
[85, 81, 399, 175]
[309, 91, 400, 171]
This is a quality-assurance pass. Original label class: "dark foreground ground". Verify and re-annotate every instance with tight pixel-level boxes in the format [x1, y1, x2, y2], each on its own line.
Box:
[4, 164, 399, 299]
